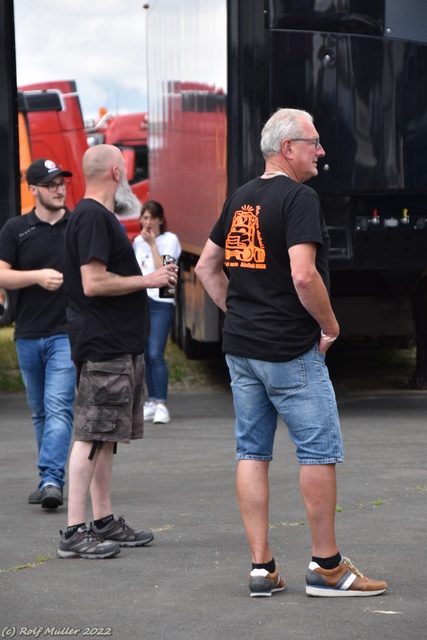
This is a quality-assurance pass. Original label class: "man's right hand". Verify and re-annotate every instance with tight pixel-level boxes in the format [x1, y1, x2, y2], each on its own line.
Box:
[37, 269, 64, 291]
[318, 330, 339, 354]
[145, 264, 179, 289]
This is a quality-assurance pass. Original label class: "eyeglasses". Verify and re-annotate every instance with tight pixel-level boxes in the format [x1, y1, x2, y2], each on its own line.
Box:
[34, 180, 69, 192]
[290, 138, 321, 149]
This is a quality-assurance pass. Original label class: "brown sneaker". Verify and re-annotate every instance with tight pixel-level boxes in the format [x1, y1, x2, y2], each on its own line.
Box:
[249, 564, 286, 597]
[306, 556, 388, 597]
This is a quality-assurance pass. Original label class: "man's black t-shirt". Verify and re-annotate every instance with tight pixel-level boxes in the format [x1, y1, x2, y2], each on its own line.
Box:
[209, 175, 330, 362]
[0, 209, 69, 339]
[63, 198, 149, 362]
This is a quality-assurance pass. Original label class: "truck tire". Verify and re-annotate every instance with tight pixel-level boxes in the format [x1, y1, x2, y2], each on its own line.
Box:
[170, 294, 180, 348]
[0, 288, 17, 328]
[174, 275, 201, 359]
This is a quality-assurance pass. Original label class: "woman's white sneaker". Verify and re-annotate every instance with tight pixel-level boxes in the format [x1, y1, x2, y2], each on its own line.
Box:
[153, 404, 170, 424]
[143, 402, 157, 421]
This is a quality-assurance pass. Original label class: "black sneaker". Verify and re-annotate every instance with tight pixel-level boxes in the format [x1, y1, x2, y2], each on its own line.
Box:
[57, 525, 121, 559]
[28, 488, 42, 504]
[41, 484, 63, 509]
[92, 515, 154, 547]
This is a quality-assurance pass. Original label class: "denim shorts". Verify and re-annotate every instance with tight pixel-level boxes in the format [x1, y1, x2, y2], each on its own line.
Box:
[226, 346, 344, 465]
[73, 354, 145, 444]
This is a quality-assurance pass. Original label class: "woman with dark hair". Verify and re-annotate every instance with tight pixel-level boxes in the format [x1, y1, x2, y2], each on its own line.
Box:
[133, 200, 181, 424]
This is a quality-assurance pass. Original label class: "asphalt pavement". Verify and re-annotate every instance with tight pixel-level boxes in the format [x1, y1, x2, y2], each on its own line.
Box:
[0, 384, 426, 640]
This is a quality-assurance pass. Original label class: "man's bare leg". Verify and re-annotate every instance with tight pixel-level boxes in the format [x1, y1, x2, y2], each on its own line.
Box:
[90, 441, 114, 520]
[67, 441, 98, 526]
[236, 459, 273, 563]
[299, 463, 339, 558]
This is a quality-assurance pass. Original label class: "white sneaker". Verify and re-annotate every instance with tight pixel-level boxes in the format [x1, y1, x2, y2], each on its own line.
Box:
[153, 404, 170, 424]
[143, 402, 157, 421]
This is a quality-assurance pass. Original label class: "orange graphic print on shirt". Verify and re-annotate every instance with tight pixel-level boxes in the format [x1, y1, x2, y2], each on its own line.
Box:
[224, 205, 266, 269]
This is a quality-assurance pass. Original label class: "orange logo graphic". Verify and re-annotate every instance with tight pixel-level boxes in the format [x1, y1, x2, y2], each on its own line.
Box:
[225, 205, 266, 269]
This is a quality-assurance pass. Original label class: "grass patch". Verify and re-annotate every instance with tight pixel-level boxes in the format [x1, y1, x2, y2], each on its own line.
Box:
[372, 499, 385, 507]
[0, 327, 24, 392]
[166, 339, 229, 391]
[0, 554, 54, 573]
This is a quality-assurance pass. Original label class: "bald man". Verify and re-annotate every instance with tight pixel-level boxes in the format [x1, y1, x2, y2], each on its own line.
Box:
[57, 145, 178, 559]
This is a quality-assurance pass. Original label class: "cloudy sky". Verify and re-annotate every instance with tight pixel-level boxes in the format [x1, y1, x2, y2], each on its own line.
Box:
[14, 0, 149, 120]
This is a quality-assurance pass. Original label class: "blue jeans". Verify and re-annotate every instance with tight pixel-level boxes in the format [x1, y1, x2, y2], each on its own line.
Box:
[16, 335, 76, 489]
[145, 298, 175, 403]
[226, 345, 344, 464]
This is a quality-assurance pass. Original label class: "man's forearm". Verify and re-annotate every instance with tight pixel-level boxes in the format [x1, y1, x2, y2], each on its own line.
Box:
[0, 268, 45, 290]
[294, 273, 339, 337]
[199, 271, 228, 313]
[82, 270, 145, 297]
[195, 239, 228, 312]
[81, 258, 176, 297]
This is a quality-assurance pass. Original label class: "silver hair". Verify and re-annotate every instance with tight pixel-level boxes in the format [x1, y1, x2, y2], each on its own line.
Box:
[260, 108, 313, 158]
[114, 169, 141, 217]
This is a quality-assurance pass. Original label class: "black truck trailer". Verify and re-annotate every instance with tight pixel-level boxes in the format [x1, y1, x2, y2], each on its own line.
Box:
[0, 0, 19, 231]
[146, 0, 427, 383]
[0, 0, 20, 323]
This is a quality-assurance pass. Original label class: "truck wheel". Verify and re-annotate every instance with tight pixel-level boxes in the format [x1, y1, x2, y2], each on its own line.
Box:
[175, 275, 201, 359]
[183, 328, 201, 359]
[172, 277, 184, 350]
[0, 289, 16, 328]
[409, 374, 427, 389]
[170, 298, 179, 346]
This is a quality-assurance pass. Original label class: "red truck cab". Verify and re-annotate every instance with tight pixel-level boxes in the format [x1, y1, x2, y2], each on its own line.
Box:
[18, 80, 88, 212]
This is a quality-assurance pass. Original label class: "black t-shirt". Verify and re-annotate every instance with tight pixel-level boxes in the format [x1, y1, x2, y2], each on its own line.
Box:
[0, 209, 69, 339]
[63, 198, 149, 362]
[209, 175, 330, 361]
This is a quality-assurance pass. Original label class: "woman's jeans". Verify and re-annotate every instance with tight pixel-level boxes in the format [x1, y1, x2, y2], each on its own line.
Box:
[145, 298, 175, 403]
[16, 334, 76, 489]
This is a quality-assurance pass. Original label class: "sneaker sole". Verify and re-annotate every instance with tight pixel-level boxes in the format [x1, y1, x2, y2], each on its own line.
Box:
[106, 533, 154, 548]
[249, 577, 285, 597]
[153, 417, 170, 424]
[306, 585, 387, 597]
[57, 547, 121, 560]
[42, 497, 63, 509]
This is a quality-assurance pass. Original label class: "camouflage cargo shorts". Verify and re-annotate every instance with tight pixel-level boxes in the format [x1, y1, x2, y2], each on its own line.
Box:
[73, 354, 145, 443]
